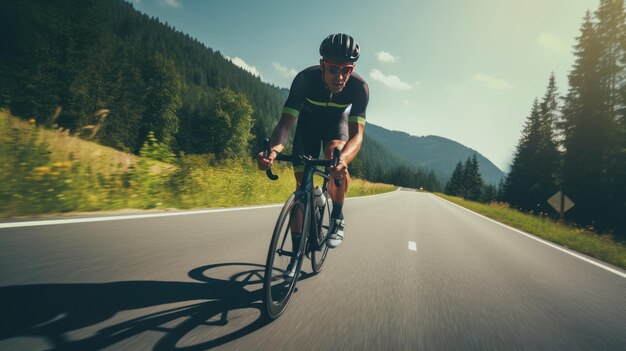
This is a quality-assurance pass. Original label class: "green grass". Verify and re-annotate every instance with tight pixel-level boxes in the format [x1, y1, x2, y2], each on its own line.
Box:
[0, 110, 395, 216]
[435, 193, 626, 270]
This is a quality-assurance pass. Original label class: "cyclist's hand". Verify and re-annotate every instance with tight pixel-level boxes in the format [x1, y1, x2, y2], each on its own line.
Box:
[257, 150, 276, 171]
[329, 160, 348, 180]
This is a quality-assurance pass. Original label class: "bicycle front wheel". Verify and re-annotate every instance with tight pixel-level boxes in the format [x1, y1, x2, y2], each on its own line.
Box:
[311, 193, 331, 273]
[263, 193, 305, 320]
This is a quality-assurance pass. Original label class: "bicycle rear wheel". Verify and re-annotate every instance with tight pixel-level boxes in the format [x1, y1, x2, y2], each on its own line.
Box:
[263, 193, 306, 320]
[310, 193, 331, 273]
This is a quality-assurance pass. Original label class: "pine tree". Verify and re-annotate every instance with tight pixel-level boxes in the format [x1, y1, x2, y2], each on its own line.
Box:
[561, 8, 622, 231]
[504, 100, 542, 210]
[481, 184, 497, 203]
[595, 0, 624, 110]
[445, 161, 464, 197]
[462, 154, 483, 201]
[505, 73, 561, 214]
[496, 178, 506, 202]
[595, 0, 625, 237]
[536, 73, 561, 213]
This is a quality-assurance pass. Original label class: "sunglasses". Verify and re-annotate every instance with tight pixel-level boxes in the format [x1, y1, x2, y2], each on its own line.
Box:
[323, 61, 355, 76]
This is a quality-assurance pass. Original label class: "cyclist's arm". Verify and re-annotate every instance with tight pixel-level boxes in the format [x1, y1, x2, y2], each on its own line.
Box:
[270, 70, 308, 154]
[338, 122, 364, 165]
[339, 79, 368, 165]
[257, 113, 295, 170]
[261, 71, 306, 162]
[268, 113, 297, 155]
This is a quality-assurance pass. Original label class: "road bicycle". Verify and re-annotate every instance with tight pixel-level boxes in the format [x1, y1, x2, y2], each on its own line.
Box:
[261, 140, 341, 320]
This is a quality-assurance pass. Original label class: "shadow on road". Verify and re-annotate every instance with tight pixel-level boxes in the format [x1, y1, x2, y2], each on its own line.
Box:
[0, 262, 311, 350]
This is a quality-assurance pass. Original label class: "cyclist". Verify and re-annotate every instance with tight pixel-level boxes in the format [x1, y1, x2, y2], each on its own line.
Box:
[257, 33, 369, 266]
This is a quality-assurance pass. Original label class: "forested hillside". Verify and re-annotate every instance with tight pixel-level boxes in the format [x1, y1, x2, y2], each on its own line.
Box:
[0, 0, 449, 191]
[366, 124, 505, 185]
[0, 0, 285, 154]
[352, 133, 441, 190]
[501, 1, 625, 239]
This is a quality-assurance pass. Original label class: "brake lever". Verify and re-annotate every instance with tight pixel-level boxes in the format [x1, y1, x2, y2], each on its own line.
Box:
[264, 139, 278, 181]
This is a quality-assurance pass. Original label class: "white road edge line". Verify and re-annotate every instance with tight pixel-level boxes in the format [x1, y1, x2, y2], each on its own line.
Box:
[0, 205, 283, 229]
[435, 195, 626, 279]
[408, 241, 417, 251]
[0, 188, 400, 229]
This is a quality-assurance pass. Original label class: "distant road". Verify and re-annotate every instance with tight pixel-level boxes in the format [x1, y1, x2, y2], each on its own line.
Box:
[1, 191, 625, 350]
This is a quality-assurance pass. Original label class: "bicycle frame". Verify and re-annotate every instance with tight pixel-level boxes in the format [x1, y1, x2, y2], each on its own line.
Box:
[272, 162, 331, 261]
[295, 165, 331, 254]
[264, 140, 340, 259]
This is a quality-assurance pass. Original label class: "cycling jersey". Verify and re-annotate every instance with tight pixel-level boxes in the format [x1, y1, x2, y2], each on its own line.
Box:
[283, 65, 369, 171]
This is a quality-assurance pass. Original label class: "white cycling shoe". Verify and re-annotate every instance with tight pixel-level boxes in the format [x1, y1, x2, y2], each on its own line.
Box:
[326, 218, 345, 248]
[283, 258, 298, 281]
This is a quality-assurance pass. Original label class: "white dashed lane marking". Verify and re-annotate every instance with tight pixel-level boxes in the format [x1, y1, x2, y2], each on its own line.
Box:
[408, 241, 417, 251]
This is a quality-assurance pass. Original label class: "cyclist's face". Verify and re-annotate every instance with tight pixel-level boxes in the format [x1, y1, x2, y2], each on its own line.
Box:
[321, 60, 354, 93]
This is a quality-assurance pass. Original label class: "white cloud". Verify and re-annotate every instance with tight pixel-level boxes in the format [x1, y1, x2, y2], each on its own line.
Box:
[538, 32, 568, 54]
[376, 51, 397, 63]
[273, 62, 297, 79]
[227, 56, 260, 77]
[369, 69, 413, 90]
[159, 0, 182, 8]
[472, 73, 514, 91]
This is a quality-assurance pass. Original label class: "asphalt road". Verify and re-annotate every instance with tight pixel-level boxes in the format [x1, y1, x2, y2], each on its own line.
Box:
[1, 190, 625, 351]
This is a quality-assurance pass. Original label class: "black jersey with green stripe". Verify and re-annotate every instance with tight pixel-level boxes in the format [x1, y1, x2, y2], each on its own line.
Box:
[282, 65, 369, 127]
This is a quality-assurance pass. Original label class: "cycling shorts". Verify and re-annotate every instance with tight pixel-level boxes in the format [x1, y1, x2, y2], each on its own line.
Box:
[292, 111, 348, 172]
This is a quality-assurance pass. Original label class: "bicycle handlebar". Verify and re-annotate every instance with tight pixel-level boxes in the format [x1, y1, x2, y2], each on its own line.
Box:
[263, 139, 342, 187]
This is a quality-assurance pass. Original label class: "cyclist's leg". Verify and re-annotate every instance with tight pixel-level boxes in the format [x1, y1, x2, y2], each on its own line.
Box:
[323, 114, 350, 218]
[289, 122, 323, 256]
[324, 139, 350, 206]
[324, 139, 348, 248]
[323, 116, 349, 248]
[290, 170, 304, 252]
[289, 136, 305, 257]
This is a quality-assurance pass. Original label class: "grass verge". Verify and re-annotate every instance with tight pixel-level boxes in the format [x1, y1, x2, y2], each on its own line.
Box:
[0, 110, 395, 217]
[435, 193, 626, 270]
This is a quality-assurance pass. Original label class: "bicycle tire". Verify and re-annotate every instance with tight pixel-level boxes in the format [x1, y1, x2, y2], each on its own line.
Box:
[310, 193, 331, 273]
[263, 193, 306, 320]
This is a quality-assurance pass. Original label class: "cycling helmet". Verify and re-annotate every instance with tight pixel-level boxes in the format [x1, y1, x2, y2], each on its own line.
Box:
[319, 33, 360, 63]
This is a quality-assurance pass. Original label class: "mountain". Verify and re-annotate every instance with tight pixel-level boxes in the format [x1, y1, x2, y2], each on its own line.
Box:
[366, 124, 505, 185]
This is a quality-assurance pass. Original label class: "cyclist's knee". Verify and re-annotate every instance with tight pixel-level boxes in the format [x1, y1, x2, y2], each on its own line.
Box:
[341, 171, 351, 187]
[329, 172, 350, 194]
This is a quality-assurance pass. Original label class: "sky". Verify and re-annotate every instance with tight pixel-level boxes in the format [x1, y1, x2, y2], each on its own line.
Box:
[130, 0, 602, 171]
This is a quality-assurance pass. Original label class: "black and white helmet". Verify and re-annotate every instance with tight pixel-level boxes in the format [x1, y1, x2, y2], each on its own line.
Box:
[319, 33, 360, 63]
